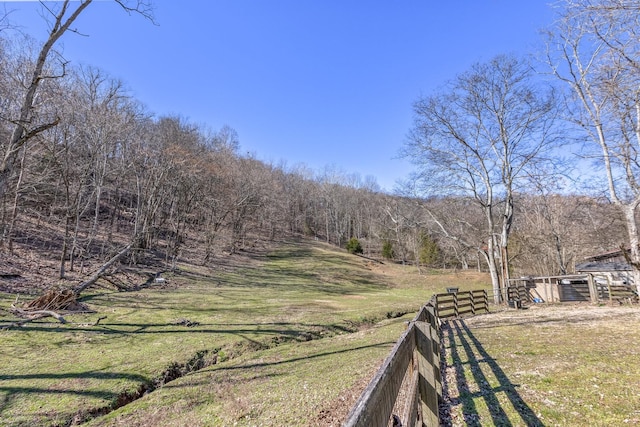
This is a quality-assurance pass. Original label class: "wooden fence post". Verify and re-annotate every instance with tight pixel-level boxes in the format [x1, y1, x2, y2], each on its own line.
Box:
[471, 291, 476, 315]
[587, 273, 598, 303]
[427, 305, 442, 400]
[415, 315, 439, 426]
[453, 292, 459, 318]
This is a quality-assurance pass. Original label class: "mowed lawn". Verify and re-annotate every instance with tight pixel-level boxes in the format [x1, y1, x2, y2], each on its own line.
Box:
[0, 240, 490, 426]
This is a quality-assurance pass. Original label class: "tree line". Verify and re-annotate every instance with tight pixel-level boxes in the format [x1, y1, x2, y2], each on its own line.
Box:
[0, 0, 638, 301]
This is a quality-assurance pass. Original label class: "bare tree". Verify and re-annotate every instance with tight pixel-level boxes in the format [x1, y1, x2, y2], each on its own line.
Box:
[548, 0, 640, 292]
[511, 192, 627, 276]
[404, 55, 560, 302]
[422, 197, 487, 271]
[0, 0, 153, 245]
[0, 36, 62, 249]
[381, 198, 412, 265]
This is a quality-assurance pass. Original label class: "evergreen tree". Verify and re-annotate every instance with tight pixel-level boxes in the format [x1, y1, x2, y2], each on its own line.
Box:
[382, 241, 395, 259]
[419, 234, 440, 266]
[346, 237, 363, 254]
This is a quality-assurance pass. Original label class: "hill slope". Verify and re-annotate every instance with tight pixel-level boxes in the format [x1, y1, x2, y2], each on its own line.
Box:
[0, 238, 490, 426]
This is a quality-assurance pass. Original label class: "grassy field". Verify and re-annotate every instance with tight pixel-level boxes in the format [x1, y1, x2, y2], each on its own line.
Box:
[442, 304, 640, 427]
[0, 239, 490, 426]
[6, 239, 637, 426]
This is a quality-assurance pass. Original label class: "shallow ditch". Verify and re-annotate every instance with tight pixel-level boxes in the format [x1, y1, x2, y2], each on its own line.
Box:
[63, 311, 411, 426]
[66, 348, 220, 426]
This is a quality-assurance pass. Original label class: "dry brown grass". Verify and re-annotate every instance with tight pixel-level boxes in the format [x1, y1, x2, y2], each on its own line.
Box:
[442, 304, 640, 426]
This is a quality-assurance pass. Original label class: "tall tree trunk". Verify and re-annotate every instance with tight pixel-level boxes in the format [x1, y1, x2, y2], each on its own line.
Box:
[60, 215, 71, 279]
[2, 142, 28, 251]
[488, 236, 502, 304]
[622, 205, 640, 296]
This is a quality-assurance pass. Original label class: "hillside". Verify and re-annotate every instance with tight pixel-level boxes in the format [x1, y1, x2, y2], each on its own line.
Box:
[0, 237, 491, 426]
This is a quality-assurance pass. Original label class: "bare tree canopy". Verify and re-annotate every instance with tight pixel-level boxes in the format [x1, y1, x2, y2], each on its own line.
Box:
[404, 54, 561, 301]
[0, 0, 153, 201]
[548, 0, 640, 293]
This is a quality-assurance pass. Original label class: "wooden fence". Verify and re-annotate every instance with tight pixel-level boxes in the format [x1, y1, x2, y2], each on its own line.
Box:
[435, 290, 489, 319]
[343, 289, 489, 427]
[508, 274, 638, 304]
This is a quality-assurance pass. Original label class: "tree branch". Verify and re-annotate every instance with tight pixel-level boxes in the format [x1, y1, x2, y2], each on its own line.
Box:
[73, 243, 132, 294]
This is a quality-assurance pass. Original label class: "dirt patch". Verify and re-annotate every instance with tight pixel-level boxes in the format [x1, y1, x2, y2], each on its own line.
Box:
[0, 218, 282, 298]
[0, 251, 57, 295]
[364, 260, 387, 273]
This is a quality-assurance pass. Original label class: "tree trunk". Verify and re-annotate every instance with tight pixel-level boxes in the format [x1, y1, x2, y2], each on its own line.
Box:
[486, 237, 502, 304]
[500, 245, 510, 295]
[622, 205, 640, 296]
[73, 243, 131, 295]
[0, 0, 93, 200]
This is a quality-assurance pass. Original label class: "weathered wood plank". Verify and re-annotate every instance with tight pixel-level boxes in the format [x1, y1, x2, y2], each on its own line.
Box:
[343, 324, 417, 427]
[345, 291, 482, 427]
[415, 319, 439, 427]
[401, 366, 420, 427]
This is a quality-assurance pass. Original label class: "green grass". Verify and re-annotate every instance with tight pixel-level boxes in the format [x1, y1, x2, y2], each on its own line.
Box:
[11, 240, 637, 426]
[85, 315, 411, 427]
[442, 305, 640, 426]
[0, 239, 490, 426]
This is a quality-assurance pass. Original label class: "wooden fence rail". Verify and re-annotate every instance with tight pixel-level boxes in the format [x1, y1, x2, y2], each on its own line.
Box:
[435, 290, 488, 319]
[343, 289, 489, 427]
[508, 274, 638, 304]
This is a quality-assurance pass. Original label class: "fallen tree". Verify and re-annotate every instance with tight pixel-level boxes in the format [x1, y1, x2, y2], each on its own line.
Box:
[73, 244, 132, 294]
[7, 243, 133, 325]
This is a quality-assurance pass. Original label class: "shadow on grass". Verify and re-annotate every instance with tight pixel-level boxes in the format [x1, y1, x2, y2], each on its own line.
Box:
[0, 320, 360, 339]
[210, 244, 392, 296]
[0, 370, 148, 382]
[0, 369, 149, 419]
[462, 309, 636, 330]
[212, 267, 390, 296]
[0, 340, 394, 425]
[211, 341, 395, 372]
[443, 319, 543, 427]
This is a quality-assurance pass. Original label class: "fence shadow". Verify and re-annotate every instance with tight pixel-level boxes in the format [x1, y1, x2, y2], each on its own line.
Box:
[442, 319, 544, 427]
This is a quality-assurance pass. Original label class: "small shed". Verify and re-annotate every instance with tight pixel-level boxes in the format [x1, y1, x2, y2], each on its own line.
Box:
[510, 275, 592, 303]
[575, 248, 634, 287]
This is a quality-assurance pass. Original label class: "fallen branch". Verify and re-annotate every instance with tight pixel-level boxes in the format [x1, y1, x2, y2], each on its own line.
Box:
[94, 315, 107, 326]
[23, 309, 67, 323]
[74, 316, 108, 328]
[73, 243, 132, 295]
[9, 306, 67, 324]
[99, 275, 132, 291]
[4, 243, 132, 327]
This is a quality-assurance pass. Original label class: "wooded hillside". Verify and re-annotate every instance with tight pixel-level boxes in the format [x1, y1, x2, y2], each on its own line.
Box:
[0, 1, 635, 296]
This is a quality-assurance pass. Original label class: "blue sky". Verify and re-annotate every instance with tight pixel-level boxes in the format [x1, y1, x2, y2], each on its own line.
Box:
[5, 1, 557, 191]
